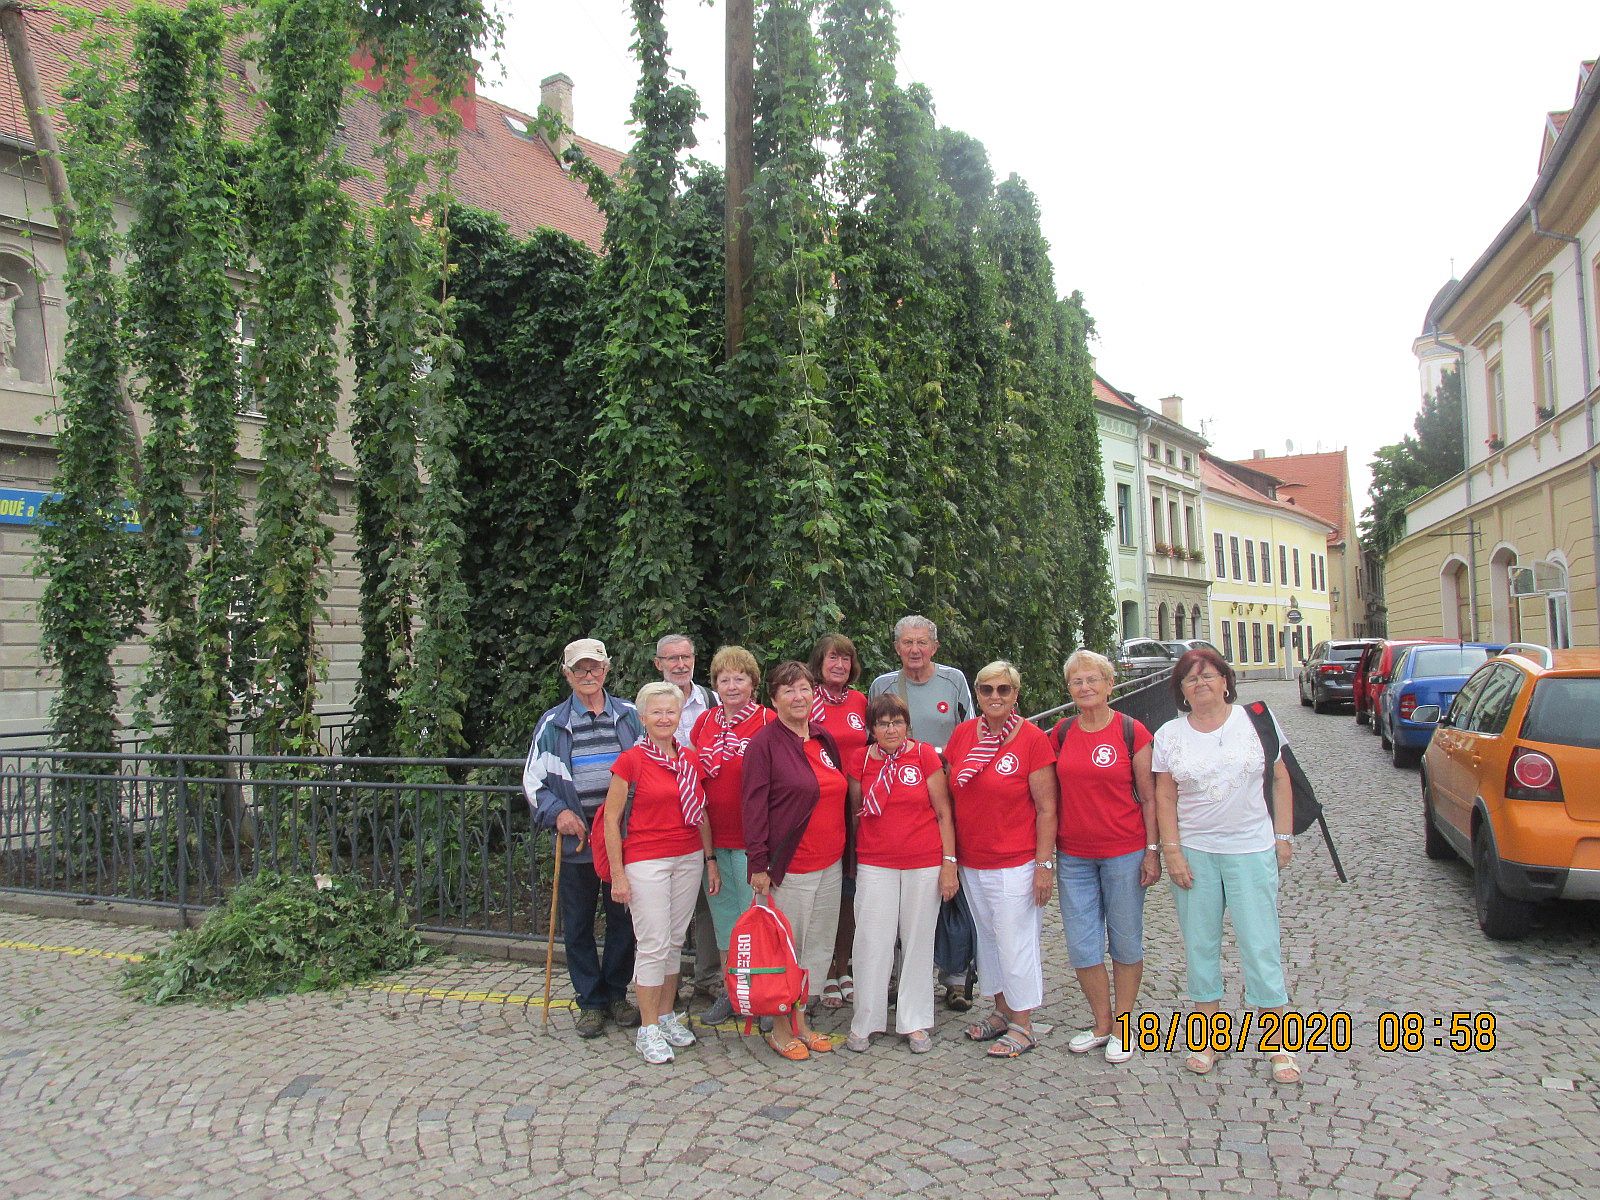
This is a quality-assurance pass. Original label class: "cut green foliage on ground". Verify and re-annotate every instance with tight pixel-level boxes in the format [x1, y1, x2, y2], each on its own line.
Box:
[122, 872, 430, 1005]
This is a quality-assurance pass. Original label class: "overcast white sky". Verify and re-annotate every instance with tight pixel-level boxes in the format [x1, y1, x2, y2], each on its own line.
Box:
[483, 1, 1600, 509]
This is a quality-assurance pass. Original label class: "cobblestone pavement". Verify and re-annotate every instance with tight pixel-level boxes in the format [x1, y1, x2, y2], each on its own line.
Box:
[2, 681, 1598, 1199]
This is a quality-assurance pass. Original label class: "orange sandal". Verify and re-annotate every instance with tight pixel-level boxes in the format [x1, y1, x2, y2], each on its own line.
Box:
[766, 1033, 810, 1061]
[802, 1031, 834, 1053]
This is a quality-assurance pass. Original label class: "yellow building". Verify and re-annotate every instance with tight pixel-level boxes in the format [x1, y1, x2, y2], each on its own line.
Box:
[1389, 61, 1598, 649]
[1201, 456, 1337, 679]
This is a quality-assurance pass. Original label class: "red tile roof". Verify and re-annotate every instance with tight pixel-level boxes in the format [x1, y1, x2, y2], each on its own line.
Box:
[1234, 450, 1351, 544]
[1092, 374, 1139, 412]
[0, 1, 619, 252]
[1201, 455, 1335, 531]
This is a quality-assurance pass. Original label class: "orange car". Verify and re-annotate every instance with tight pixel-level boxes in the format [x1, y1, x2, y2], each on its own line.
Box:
[1420, 644, 1600, 938]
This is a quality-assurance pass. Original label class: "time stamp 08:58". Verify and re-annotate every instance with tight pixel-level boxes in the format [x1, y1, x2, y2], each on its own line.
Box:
[1115, 1011, 1499, 1054]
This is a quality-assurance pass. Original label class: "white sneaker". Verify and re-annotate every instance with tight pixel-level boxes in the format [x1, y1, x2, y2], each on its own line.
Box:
[1068, 1029, 1111, 1054]
[658, 1011, 697, 1048]
[1104, 1034, 1134, 1064]
[636, 1024, 675, 1064]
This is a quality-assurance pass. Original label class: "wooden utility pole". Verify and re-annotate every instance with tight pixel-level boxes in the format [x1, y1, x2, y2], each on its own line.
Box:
[0, 0, 144, 483]
[724, 0, 754, 359]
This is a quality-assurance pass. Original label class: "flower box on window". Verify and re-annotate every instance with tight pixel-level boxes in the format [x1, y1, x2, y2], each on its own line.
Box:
[1535, 403, 1555, 423]
[1154, 542, 1174, 557]
[1485, 434, 1505, 452]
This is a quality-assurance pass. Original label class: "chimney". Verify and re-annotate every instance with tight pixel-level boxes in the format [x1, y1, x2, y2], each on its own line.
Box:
[540, 73, 574, 161]
[1253, 449, 1265, 459]
[1159, 394, 1184, 425]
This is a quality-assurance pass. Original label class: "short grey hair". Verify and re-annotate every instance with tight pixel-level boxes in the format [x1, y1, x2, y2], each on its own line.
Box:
[892, 615, 937, 643]
[1063, 649, 1116, 687]
[974, 659, 1021, 691]
[655, 633, 694, 656]
[635, 681, 685, 714]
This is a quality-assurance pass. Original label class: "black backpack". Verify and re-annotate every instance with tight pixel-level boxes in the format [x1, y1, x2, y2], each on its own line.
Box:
[1050, 712, 1136, 760]
[1242, 700, 1346, 882]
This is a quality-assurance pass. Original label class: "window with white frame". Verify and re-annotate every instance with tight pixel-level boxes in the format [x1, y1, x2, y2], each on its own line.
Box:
[1213, 532, 1225, 578]
[1532, 314, 1556, 418]
[1116, 484, 1133, 547]
[1292, 547, 1302, 587]
[1229, 536, 1241, 580]
[1486, 354, 1507, 442]
[236, 311, 261, 417]
[1260, 540, 1271, 585]
[1244, 540, 1257, 582]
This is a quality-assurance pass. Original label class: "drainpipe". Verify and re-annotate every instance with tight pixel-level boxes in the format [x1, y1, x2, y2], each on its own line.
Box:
[1134, 414, 1153, 638]
[1427, 334, 1476, 636]
[1528, 202, 1597, 644]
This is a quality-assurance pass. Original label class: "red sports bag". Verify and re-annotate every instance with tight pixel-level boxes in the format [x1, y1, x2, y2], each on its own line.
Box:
[724, 899, 807, 1036]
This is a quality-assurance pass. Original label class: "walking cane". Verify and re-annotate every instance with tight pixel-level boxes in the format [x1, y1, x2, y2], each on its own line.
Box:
[541, 831, 566, 1027]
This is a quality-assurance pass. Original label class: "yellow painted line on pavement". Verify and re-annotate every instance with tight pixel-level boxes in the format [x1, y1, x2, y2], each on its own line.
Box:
[0, 937, 577, 1010]
[0, 938, 147, 963]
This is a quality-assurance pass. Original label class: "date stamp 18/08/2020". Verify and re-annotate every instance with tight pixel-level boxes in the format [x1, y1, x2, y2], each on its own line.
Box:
[1115, 1011, 1499, 1055]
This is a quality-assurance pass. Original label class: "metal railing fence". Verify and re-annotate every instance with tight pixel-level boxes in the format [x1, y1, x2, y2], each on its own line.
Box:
[1026, 667, 1179, 733]
[0, 748, 553, 939]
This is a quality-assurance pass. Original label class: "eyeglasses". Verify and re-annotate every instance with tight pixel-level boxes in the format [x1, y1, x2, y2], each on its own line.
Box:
[568, 663, 607, 678]
[1182, 672, 1223, 688]
[1067, 676, 1104, 689]
[976, 683, 1016, 697]
[658, 654, 693, 664]
[873, 717, 908, 729]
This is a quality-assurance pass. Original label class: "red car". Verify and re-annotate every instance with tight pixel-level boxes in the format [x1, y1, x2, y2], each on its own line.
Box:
[1364, 638, 1456, 735]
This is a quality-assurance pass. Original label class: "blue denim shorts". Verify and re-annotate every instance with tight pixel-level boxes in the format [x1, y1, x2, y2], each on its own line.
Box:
[1056, 849, 1146, 969]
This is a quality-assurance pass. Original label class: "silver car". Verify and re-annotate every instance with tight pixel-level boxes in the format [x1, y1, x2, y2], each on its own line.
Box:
[1117, 638, 1178, 678]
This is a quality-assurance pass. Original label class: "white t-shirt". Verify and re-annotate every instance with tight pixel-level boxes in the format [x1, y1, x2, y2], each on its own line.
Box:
[1150, 705, 1281, 854]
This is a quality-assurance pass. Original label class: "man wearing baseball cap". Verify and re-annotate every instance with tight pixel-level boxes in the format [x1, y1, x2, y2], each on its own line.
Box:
[524, 637, 644, 1037]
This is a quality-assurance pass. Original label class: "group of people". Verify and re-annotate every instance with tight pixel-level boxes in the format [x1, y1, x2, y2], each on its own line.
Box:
[523, 617, 1302, 1084]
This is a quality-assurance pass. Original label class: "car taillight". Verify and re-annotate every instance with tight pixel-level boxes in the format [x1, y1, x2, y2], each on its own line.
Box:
[1398, 693, 1416, 720]
[1506, 747, 1563, 801]
[1318, 664, 1340, 674]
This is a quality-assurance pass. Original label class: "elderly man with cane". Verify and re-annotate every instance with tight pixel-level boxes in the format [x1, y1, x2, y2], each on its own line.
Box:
[525, 638, 643, 1038]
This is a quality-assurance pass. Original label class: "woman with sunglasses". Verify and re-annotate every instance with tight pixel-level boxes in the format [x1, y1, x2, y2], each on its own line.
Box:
[944, 661, 1057, 1058]
[1153, 647, 1299, 1084]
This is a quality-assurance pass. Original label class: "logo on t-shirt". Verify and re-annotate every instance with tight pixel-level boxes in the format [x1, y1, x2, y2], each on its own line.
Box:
[995, 752, 1020, 776]
[936, 701, 950, 714]
[1091, 743, 1118, 769]
[820, 750, 837, 769]
[848, 712, 865, 731]
[898, 765, 923, 786]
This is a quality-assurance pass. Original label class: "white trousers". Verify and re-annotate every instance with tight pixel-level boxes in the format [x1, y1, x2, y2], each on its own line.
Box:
[851, 864, 940, 1037]
[960, 863, 1044, 1013]
[624, 852, 703, 988]
[769, 859, 842, 1001]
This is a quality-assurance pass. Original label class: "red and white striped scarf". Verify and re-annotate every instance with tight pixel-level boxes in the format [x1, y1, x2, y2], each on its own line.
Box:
[953, 712, 1022, 788]
[702, 701, 760, 779]
[640, 740, 706, 826]
[862, 739, 920, 817]
[810, 684, 849, 723]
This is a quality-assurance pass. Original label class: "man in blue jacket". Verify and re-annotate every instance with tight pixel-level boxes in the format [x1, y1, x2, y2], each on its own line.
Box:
[523, 638, 643, 1038]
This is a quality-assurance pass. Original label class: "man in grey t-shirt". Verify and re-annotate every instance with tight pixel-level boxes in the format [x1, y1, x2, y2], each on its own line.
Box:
[866, 615, 974, 754]
[867, 614, 975, 1009]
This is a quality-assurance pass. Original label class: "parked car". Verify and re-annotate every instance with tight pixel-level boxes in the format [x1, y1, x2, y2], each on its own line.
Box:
[1419, 644, 1600, 939]
[1116, 639, 1177, 678]
[1298, 638, 1380, 714]
[1161, 639, 1219, 659]
[1365, 638, 1455, 736]
[1380, 642, 1505, 768]
[1352, 641, 1384, 726]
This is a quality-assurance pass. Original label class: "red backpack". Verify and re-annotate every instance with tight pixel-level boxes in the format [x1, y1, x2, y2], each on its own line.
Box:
[724, 899, 807, 1036]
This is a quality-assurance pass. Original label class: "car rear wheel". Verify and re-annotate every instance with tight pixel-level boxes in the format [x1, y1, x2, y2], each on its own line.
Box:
[1473, 824, 1532, 940]
[1299, 679, 1311, 707]
[1379, 719, 1392, 750]
[1421, 776, 1454, 861]
[1355, 708, 1369, 726]
[1391, 737, 1419, 768]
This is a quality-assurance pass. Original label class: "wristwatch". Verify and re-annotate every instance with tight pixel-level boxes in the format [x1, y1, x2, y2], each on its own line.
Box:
[942, 855, 958, 864]
[1035, 859, 1054, 870]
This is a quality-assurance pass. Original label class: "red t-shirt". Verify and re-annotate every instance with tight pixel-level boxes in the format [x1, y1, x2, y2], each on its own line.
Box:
[845, 741, 944, 870]
[610, 745, 705, 865]
[786, 736, 848, 874]
[945, 719, 1053, 870]
[813, 689, 870, 760]
[689, 706, 775, 849]
[1054, 716, 1152, 859]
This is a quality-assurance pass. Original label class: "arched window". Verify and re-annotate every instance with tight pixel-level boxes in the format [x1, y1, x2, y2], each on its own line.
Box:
[1440, 556, 1469, 639]
[1191, 605, 1202, 640]
[1542, 557, 1571, 649]
[1488, 544, 1519, 642]
[1121, 601, 1139, 642]
[1175, 605, 1187, 638]
[1157, 602, 1169, 639]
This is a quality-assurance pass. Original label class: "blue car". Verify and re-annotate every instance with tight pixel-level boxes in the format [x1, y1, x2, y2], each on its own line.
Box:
[1380, 642, 1506, 768]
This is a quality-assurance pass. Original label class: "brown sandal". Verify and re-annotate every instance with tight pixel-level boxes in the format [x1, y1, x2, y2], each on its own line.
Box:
[986, 1023, 1037, 1058]
[964, 1012, 1009, 1041]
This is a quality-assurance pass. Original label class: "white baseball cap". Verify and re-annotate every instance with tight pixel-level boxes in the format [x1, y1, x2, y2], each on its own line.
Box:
[562, 638, 610, 670]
